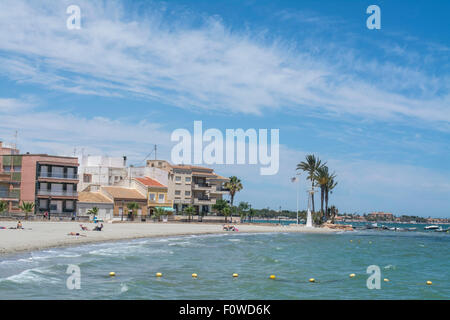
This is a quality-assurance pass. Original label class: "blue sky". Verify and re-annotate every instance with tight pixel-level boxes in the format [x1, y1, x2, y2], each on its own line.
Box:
[0, 0, 449, 217]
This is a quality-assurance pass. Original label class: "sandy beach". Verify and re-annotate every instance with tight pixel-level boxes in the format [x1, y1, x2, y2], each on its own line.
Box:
[0, 221, 336, 255]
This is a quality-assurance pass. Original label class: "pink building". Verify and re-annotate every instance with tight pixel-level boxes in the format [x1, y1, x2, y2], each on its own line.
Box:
[0, 142, 79, 216]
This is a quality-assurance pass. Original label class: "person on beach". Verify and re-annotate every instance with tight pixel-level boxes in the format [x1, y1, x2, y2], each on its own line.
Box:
[80, 224, 90, 231]
[68, 232, 86, 237]
[43, 211, 48, 220]
[17, 221, 23, 229]
[93, 223, 103, 231]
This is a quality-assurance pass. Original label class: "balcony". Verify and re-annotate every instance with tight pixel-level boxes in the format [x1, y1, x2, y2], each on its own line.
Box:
[38, 173, 79, 180]
[193, 197, 216, 205]
[0, 190, 19, 200]
[37, 190, 78, 197]
[210, 185, 230, 194]
[192, 183, 212, 190]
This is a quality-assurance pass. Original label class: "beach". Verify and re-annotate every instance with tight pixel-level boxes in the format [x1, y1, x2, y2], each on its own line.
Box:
[0, 221, 336, 255]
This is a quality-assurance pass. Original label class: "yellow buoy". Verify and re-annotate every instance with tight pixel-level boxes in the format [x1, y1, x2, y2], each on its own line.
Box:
[269, 275, 276, 280]
[156, 272, 162, 277]
[349, 273, 356, 278]
[426, 281, 432, 285]
[233, 273, 239, 278]
[192, 273, 198, 278]
[309, 278, 316, 283]
[350, 240, 353, 242]
[109, 272, 116, 277]
[384, 278, 389, 282]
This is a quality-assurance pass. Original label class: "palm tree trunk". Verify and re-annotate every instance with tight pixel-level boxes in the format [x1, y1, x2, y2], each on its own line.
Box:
[325, 189, 329, 221]
[320, 187, 324, 223]
[311, 181, 315, 213]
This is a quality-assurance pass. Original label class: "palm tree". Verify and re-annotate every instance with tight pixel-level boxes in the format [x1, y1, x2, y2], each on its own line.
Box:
[126, 202, 140, 221]
[297, 155, 324, 214]
[315, 165, 331, 222]
[87, 206, 99, 221]
[238, 202, 249, 222]
[212, 199, 230, 222]
[225, 176, 243, 207]
[325, 177, 337, 221]
[19, 201, 35, 220]
[248, 208, 256, 223]
[152, 207, 167, 222]
[222, 206, 231, 222]
[0, 200, 8, 217]
[184, 206, 195, 222]
[330, 205, 339, 224]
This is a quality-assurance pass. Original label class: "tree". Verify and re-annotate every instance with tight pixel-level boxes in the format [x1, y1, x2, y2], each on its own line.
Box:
[225, 176, 243, 206]
[330, 206, 339, 224]
[314, 166, 336, 223]
[238, 202, 250, 222]
[248, 208, 256, 223]
[297, 155, 324, 215]
[19, 201, 35, 220]
[325, 177, 337, 221]
[126, 202, 140, 221]
[212, 199, 230, 222]
[152, 207, 167, 222]
[0, 201, 8, 217]
[222, 206, 231, 222]
[87, 207, 99, 221]
[184, 206, 195, 222]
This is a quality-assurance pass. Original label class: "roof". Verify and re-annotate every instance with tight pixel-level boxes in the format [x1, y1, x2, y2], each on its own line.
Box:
[102, 186, 147, 200]
[78, 192, 113, 204]
[171, 164, 214, 172]
[135, 177, 167, 188]
[208, 174, 229, 181]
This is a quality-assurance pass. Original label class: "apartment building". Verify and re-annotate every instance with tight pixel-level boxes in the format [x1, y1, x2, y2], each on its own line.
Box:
[146, 160, 229, 215]
[77, 155, 128, 192]
[0, 142, 79, 215]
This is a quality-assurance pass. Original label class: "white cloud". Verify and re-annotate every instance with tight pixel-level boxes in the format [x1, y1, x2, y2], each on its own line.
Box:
[0, 0, 448, 123]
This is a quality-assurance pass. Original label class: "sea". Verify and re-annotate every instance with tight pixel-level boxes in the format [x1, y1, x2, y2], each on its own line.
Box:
[0, 228, 448, 299]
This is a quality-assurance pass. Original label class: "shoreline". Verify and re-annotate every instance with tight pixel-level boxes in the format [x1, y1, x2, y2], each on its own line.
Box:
[0, 221, 337, 256]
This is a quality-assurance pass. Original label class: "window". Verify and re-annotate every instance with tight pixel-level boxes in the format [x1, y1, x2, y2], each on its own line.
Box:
[40, 165, 48, 176]
[158, 194, 165, 203]
[83, 174, 92, 183]
[67, 167, 75, 178]
[185, 191, 191, 196]
[175, 190, 181, 196]
[40, 182, 48, 191]
[51, 183, 63, 192]
[3, 166, 11, 172]
[66, 201, 74, 210]
[67, 184, 74, 193]
[13, 166, 21, 172]
[175, 176, 181, 182]
[39, 199, 48, 209]
[185, 177, 191, 183]
[149, 193, 156, 201]
[53, 166, 63, 177]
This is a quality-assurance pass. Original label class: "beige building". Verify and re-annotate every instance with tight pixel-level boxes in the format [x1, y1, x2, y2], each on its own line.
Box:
[146, 160, 229, 215]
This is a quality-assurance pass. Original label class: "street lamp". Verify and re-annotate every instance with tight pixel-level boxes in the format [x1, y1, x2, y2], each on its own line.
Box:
[291, 172, 301, 225]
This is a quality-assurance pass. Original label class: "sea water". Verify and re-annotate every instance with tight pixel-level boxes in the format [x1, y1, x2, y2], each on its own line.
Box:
[0, 231, 448, 299]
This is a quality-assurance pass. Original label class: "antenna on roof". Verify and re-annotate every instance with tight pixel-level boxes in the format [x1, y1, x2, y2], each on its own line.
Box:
[13, 130, 18, 151]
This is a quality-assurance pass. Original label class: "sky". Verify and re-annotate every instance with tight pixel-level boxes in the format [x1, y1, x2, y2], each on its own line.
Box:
[0, 0, 449, 217]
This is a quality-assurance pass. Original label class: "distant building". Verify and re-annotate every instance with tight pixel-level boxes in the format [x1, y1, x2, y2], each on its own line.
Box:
[146, 160, 229, 215]
[368, 212, 394, 220]
[77, 155, 128, 192]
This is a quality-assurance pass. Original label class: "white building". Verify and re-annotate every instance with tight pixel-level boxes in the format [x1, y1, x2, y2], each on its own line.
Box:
[77, 155, 128, 192]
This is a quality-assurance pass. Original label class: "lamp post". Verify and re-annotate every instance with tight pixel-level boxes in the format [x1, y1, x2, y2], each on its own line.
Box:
[291, 173, 301, 225]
